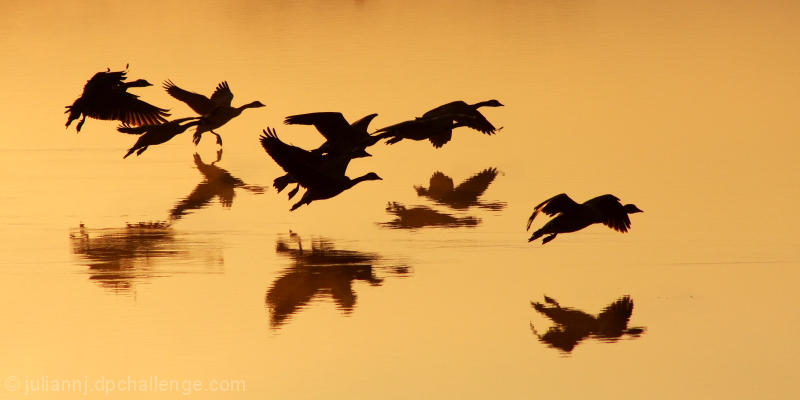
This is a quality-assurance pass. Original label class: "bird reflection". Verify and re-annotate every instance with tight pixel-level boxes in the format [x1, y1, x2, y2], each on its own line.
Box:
[415, 168, 506, 210]
[169, 150, 265, 220]
[69, 223, 223, 292]
[530, 295, 646, 353]
[379, 202, 480, 229]
[267, 232, 410, 328]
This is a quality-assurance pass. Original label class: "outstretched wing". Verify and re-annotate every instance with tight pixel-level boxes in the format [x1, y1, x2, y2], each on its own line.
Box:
[83, 92, 170, 127]
[349, 113, 378, 133]
[585, 195, 631, 233]
[209, 81, 234, 107]
[428, 130, 452, 148]
[458, 112, 496, 135]
[453, 168, 498, 199]
[163, 80, 217, 115]
[259, 128, 332, 189]
[284, 112, 353, 142]
[595, 296, 634, 335]
[526, 193, 581, 230]
[428, 171, 455, 194]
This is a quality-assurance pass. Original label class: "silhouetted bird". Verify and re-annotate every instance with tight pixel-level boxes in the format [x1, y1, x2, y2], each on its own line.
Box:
[530, 295, 645, 353]
[415, 168, 505, 210]
[66, 67, 170, 132]
[274, 112, 378, 197]
[283, 112, 380, 156]
[421, 99, 504, 134]
[164, 80, 265, 145]
[120, 117, 203, 158]
[260, 128, 382, 211]
[372, 114, 476, 148]
[527, 194, 643, 244]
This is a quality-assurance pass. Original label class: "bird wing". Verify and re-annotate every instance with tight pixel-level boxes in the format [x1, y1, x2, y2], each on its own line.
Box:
[116, 124, 148, 135]
[526, 193, 581, 230]
[453, 168, 498, 199]
[595, 296, 634, 331]
[83, 70, 127, 93]
[349, 113, 378, 133]
[259, 129, 335, 189]
[585, 195, 631, 233]
[284, 112, 353, 142]
[428, 130, 452, 148]
[163, 80, 217, 115]
[84, 92, 170, 127]
[428, 172, 455, 194]
[209, 81, 234, 107]
[458, 112, 496, 135]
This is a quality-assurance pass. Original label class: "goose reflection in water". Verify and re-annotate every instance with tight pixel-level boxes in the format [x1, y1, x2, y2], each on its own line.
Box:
[169, 150, 265, 220]
[415, 167, 506, 211]
[379, 202, 480, 229]
[267, 232, 410, 328]
[530, 295, 646, 353]
[69, 223, 223, 292]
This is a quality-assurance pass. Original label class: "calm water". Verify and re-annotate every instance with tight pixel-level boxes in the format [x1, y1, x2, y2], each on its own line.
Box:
[2, 0, 800, 398]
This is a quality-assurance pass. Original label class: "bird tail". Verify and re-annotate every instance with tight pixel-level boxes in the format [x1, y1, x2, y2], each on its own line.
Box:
[123, 147, 137, 159]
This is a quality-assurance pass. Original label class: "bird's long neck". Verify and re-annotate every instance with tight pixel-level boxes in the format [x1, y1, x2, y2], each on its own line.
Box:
[349, 174, 376, 187]
[238, 102, 262, 111]
[471, 100, 495, 109]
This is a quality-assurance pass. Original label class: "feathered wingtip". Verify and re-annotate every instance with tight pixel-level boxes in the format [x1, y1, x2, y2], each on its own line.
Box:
[117, 124, 146, 135]
[261, 127, 279, 140]
[526, 210, 540, 231]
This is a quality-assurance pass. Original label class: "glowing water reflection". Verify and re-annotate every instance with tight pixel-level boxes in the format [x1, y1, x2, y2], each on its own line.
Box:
[267, 232, 411, 328]
[530, 295, 646, 354]
[70, 223, 224, 292]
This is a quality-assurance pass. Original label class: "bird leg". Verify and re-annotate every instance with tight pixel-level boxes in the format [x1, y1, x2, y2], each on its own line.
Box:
[287, 184, 300, 200]
[76, 116, 87, 132]
[542, 234, 558, 244]
[192, 131, 203, 145]
[211, 130, 223, 146]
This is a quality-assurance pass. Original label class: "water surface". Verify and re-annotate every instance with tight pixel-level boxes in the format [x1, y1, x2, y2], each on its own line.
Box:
[1, 0, 799, 398]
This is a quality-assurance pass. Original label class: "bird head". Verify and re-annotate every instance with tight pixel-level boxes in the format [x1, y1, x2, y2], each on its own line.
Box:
[245, 101, 266, 109]
[485, 99, 504, 107]
[126, 79, 153, 87]
[361, 172, 383, 181]
[624, 204, 643, 214]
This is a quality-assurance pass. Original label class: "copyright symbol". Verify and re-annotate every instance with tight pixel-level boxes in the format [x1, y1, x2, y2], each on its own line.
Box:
[5, 376, 20, 391]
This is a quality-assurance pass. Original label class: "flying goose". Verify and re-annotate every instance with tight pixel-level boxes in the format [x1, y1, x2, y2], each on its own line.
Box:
[275, 112, 378, 197]
[284, 112, 380, 156]
[119, 117, 203, 158]
[163, 80, 265, 145]
[421, 99, 504, 134]
[66, 67, 170, 132]
[260, 128, 382, 211]
[372, 114, 476, 148]
[527, 194, 643, 244]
